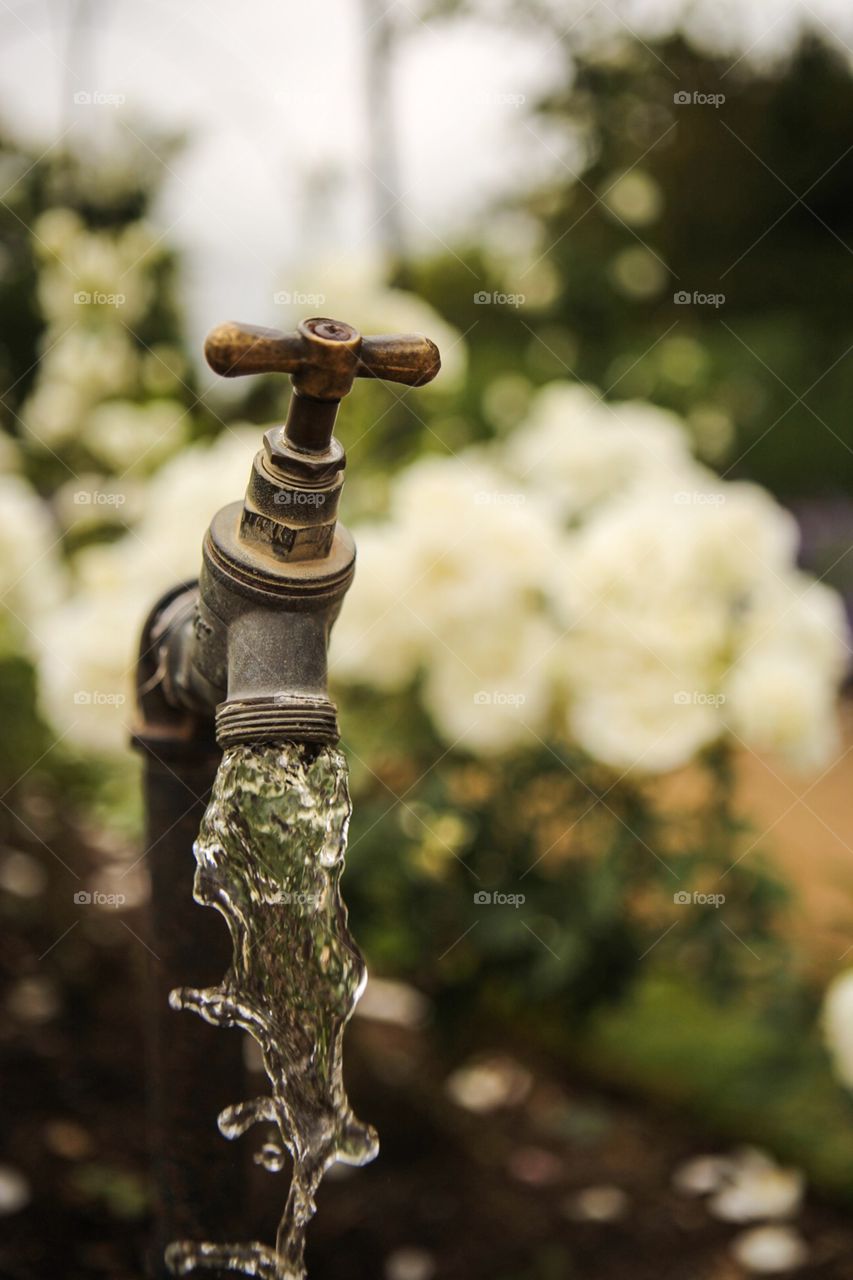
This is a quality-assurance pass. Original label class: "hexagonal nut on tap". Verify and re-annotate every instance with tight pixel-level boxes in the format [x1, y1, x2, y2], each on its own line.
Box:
[203, 314, 442, 566]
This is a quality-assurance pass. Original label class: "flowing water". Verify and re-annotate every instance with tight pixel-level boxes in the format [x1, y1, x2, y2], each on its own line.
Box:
[165, 742, 378, 1280]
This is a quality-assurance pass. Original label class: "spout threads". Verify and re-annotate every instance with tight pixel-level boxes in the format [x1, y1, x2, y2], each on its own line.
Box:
[215, 696, 339, 747]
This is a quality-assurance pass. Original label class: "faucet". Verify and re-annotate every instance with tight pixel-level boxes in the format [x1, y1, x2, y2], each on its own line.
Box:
[132, 316, 440, 1278]
[140, 316, 440, 750]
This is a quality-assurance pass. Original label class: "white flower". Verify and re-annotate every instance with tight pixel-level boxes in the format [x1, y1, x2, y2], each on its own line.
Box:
[506, 382, 692, 520]
[37, 586, 140, 754]
[84, 398, 188, 473]
[37, 430, 258, 753]
[686, 479, 799, 595]
[821, 969, 853, 1089]
[389, 452, 558, 624]
[329, 525, 423, 692]
[735, 576, 850, 684]
[34, 208, 156, 326]
[22, 330, 138, 447]
[420, 614, 557, 754]
[335, 452, 563, 751]
[722, 649, 841, 770]
[568, 669, 721, 773]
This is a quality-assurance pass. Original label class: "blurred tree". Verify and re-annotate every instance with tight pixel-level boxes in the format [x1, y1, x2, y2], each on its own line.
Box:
[405, 33, 853, 507]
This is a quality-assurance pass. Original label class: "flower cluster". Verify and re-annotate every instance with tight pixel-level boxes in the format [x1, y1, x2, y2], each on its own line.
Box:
[332, 382, 850, 771]
[36, 429, 259, 752]
[19, 208, 188, 471]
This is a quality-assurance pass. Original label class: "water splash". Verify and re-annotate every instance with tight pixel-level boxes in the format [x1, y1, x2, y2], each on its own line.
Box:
[166, 742, 378, 1280]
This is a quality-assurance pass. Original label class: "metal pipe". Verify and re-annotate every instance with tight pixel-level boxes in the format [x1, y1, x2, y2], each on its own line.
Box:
[135, 589, 244, 1280]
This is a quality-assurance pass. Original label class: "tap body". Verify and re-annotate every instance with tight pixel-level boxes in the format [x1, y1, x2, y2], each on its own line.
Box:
[140, 316, 439, 749]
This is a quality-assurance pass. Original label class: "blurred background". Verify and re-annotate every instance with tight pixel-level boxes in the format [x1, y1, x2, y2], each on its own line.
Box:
[4, 1, 853, 1277]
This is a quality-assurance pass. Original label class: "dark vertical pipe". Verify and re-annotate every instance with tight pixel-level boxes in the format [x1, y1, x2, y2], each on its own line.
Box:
[135, 589, 245, 1280]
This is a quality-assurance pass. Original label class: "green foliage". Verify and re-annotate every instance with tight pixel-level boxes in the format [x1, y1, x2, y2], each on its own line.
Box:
[340, 685, 789, 1026]
[573, 970, 853, 1200]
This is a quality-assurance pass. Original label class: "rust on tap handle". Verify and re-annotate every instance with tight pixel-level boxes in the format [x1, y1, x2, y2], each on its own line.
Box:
[204, 316, 441, 402]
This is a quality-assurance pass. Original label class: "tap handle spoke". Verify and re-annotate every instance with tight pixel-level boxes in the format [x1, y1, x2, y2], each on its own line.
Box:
[204, 316, 440, 402]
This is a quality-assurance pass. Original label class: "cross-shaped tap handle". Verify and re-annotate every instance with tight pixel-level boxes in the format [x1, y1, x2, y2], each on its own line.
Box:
[205, 316, 441, 403]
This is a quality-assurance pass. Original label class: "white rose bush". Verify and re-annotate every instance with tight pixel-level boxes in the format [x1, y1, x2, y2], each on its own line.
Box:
[332, 381, 849, 776]
[2, 154, 849, 1033]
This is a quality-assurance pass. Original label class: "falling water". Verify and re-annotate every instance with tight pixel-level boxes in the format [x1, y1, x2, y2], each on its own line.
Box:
[165, 742, 378, 1280]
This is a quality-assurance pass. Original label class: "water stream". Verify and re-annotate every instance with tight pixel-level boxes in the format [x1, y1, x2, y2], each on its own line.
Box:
[165, 742, 378, 1280]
